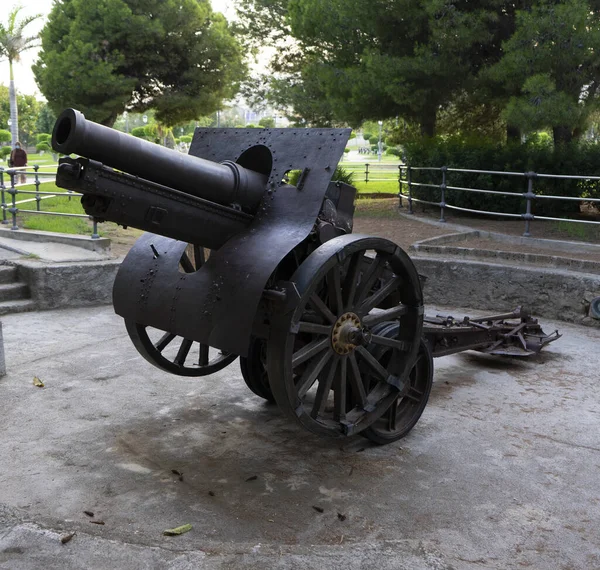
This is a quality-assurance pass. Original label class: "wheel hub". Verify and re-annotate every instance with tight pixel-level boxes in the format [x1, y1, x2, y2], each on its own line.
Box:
[332, 312, 371, 354]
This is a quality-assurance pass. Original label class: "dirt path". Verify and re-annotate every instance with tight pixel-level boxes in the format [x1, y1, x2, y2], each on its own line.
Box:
[104, 198, 599, 259]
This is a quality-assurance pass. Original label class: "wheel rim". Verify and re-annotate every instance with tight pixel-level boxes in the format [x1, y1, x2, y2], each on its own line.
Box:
[125, 243, 237, 377]
[240, 337, 274, 401]
[267, 235, 423, 437]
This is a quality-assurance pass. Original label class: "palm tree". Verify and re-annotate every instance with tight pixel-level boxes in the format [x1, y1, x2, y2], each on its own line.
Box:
[0, 5, 41, 147]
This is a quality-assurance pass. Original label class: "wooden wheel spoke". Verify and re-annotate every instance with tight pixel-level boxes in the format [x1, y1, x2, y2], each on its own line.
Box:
[343, 252, 364, 311]
[174, 338, 193, 366]
[311, 358, 338, 418]
[193, 244, 205, 268]
[199, 344, 209, 366]
[155, 332, 176, 353]
[348, 353, 367, 407]
[403, 386, 423, 403]
[333, 357, 347, 420]
[180, 251, 195, 273]
[297, 349, 333, 399]
[355, 345, 390, 383]
[292, 337, 330, 368]
[358, 275, 402, 316]
[354, 255, 386, 308]
[309, 293, 337, 324]
[370, 334, 412, 352]
[363, 305, 411, 327]
[327, 266, 344, 316]
[297, 321, 332, 335]
[388, 398, 399, 431]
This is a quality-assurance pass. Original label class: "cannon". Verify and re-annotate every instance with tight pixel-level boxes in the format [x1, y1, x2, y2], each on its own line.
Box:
[52, 109, 559, 445]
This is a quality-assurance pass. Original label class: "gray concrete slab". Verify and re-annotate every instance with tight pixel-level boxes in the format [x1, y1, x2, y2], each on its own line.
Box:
[0, 305, 599, 569]
[0, 235, 112, 263]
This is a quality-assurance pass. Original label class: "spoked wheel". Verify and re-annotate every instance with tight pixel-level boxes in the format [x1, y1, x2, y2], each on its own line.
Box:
[240, 337, 275, 402]
[361, 322, 433, 445]
[124, 243, 237, 377]
[267, 235, 424, 438]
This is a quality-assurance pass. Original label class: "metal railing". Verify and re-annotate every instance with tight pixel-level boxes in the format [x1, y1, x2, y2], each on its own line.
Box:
[0, 164, 100, 239]
[398, 165, 600, 237]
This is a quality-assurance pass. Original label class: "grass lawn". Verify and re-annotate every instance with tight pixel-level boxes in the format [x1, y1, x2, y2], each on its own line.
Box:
[12, 181, 95, 235]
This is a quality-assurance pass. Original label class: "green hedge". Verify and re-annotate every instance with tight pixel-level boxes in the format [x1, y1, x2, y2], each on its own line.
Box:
[403, 136, 600, 217]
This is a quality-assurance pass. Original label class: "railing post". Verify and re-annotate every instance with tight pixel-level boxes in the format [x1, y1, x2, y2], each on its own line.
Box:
[407, 165, 413, 214]
[398, 165, 403, 208]
[8, 170, 18, 230]
[91, 217, 100, 239]
[34, 164, 41, 211]
[439, 166, 447, 223]
[0, 168, 6, 224]
[365, 163, 369, 184]
[523, 172, 536, 237]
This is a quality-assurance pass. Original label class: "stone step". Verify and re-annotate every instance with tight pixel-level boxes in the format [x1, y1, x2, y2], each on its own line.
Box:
[0, 299, 36, 315]
[0, 265, 18, 284]
[0, 282, 30, 303]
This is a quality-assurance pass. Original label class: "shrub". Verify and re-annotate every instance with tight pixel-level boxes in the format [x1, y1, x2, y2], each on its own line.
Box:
[259, 117, 275, 128]
[344, 147, 350, 153]
[349, 132, 356, 140]
[179, 135, 192, 144]
[36, 133, 51, 143]
[386, 147, 401, 157]
[131, 126, 147, 138]
[0, 146, 11, 159]
[288, 165, 354, 187]
[363, 133, 373, 142]
[402, 136, 600, 217]
[0, 130, 11, 143]
[36, 141, 52, 152]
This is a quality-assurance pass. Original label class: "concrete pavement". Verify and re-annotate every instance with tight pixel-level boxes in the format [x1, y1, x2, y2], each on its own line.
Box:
[0, 305, 599, 569]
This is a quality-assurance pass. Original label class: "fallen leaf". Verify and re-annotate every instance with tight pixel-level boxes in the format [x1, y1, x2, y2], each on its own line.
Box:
[337, 513, 347, 521]
[60, 532, 75, 544]
[245, 475, 258, 482]
[171, 469, 182, 476]
[312, 506, 324, 513]
[33, 377, 44, 388]
[90, 521, 105, 525]
[163, 523, 192, 536]
[84, 511, 94, 517]
[208, 491, 215, 497]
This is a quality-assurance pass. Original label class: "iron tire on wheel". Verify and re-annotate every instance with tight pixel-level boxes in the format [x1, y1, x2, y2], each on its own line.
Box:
[267, 234, 424, 439]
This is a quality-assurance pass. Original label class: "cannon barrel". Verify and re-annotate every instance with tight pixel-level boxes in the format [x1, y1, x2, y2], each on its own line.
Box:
[51, 108, 267, 211]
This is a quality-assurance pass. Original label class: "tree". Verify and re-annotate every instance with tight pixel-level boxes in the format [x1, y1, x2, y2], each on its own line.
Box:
[0, 85, 42, 147]
[239, 0, 520, 135]
[36, 103, 57, 135]
[490, 0, 600, 144]
[34, 0, 246, 127]
[0, 5, 42, 147]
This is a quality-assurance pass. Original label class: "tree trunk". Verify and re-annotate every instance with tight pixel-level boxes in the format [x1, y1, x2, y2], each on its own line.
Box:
[553, 126, 572, 145]
[420, 113, 436, 137]
[8, 60, 19, 148]
[506, 125, 521, 144]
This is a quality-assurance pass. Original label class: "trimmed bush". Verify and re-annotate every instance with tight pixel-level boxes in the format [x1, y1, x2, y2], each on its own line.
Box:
[0, 146, 11, 159]
[36, 141, 52, 152]
[288, 165, 354, 187]
[36, 133, 51, 143]
[403, 136, 600, 217]
[344, 147, 350, 153]
[179, 135, 192, 144]
[0, 130, 11, 143]
[363, 133, 373, 142]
